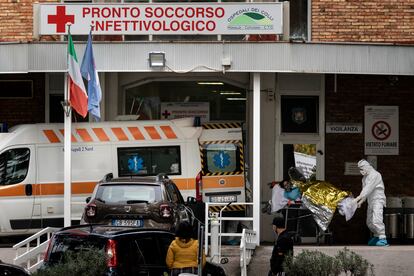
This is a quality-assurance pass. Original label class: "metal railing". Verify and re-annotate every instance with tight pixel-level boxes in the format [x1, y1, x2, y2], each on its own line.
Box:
[12, 200, 86, 272]
[204, 202, 254, 257]
[240, 228, 257, 276]
[13, 227, 60, 272]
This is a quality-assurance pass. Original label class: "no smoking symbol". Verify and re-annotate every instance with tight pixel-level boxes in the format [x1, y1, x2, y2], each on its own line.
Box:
[372, 121, 391, 141]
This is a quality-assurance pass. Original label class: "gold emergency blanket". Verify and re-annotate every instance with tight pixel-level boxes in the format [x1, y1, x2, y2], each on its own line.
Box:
[301, 181, 349, 212]
[291, 179, 349, 231]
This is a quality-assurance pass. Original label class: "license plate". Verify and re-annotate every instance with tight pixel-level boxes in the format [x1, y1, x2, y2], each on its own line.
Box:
[111, 219, 143, 227]
[210, 195, 237, 203]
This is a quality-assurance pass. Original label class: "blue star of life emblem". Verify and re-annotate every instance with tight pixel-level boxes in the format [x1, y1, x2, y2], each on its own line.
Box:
[128, 155, 144, 173]
[213, 151, 231, 169]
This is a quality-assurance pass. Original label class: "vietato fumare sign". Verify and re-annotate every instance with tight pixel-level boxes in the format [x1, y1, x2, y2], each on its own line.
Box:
[38, 3, 283, 35]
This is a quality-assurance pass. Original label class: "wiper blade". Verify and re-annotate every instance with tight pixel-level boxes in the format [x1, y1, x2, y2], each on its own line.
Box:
[126, 200, 148, 204]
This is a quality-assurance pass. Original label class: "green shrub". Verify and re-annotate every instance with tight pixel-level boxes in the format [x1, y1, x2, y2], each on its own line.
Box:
[335, 247, 374, 276]
[32, 248, 107, 276]
[284, 250, 341, 276]
[283, 248, 374, 276]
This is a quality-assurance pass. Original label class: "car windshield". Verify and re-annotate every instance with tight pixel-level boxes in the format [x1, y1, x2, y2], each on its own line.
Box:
[96, 184, 162, 203]
[48, 235, 106, 265]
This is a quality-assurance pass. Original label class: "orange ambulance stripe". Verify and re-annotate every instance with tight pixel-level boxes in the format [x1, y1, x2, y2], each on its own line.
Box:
[59, 129, 78, 143]
[43, 130, 60, 143]
[77, 128, 93, 142]
[173, 178, 191, 190]
[34, 182, 97, 195]
[160, 126, 177, 139]
[0, 180, 190, 197]
[144, 126, 161, 139]
[0, 184, 26, 196]
[0, 176, 244, 198]
[0, 182, 97, 197]
[92, 128, 110, 142]
[128, 127, 145, 140]
[111, 128, 129, 141]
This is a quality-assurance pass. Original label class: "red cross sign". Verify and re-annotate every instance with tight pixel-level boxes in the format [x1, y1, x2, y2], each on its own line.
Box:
[47, 6, 74, 33]
[162, 110, 171, 119]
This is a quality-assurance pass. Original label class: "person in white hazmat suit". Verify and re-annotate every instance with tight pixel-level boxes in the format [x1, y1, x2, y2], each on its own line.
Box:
[354, 159, 388, 246]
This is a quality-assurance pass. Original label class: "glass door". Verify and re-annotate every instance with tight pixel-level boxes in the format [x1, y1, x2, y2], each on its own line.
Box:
[283, 143, 317, 181]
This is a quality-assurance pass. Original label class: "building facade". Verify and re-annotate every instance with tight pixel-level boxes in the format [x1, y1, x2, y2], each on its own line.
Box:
[1, 0, 414, 244]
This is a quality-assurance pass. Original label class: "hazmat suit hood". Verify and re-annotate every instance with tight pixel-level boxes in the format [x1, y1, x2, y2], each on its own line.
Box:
[358, 159, 373, 176]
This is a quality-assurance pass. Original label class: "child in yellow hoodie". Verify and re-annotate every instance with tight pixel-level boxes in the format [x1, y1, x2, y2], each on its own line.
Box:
[166, 221, 206, 276]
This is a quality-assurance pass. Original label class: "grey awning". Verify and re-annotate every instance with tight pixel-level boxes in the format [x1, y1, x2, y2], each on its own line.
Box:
[1, 41, 413, 75]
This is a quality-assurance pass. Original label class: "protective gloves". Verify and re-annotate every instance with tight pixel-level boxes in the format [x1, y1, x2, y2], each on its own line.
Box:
[354, 195, 364, 208]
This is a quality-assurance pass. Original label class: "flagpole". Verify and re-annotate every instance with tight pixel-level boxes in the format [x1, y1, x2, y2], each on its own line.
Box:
[63, 24, 72, 227]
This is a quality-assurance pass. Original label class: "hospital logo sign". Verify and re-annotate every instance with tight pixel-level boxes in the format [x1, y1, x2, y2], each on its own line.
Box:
[227, 9, 274, 31]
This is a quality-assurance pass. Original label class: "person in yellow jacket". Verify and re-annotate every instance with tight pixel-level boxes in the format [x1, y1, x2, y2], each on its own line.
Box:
[166, 221, 206, 276]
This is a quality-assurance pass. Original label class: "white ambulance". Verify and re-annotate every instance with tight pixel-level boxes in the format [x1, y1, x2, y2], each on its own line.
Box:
[0, 117, 246, 235]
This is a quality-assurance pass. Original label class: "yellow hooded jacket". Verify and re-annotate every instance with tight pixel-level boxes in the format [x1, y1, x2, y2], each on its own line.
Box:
[166, 237, 206, 269]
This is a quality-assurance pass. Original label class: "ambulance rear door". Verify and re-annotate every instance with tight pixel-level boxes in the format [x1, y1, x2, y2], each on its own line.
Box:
[199, 122, 246, 211]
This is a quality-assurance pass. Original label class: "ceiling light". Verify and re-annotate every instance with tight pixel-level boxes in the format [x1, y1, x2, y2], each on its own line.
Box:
[226, 97, 246, 101]
[197, 82, 224, 85]
[220, 92, 241, 95]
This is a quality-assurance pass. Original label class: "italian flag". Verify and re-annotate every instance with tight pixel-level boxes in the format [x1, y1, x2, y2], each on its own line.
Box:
[68, 33, 88, 117]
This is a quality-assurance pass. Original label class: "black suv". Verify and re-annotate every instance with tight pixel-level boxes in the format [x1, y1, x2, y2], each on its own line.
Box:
[81, 174, 192, 231]
[0, 261, 30, 276]
[42, 225, 226, 276]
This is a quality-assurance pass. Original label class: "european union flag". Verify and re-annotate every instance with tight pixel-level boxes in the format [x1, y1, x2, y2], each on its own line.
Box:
[81, 31, 102, 121]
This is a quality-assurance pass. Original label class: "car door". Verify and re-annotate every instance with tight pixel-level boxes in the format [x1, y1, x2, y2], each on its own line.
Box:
[117, 233, 172, 276]
[167, 183, 190, 224]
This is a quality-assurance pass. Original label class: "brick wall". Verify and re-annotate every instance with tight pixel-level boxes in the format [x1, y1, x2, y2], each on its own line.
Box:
[2, 1, 414, 43]
[312, 0, 414, 43]
[0, 0, 58, 42]
[0, 73, 45, 127]
[325, 74, 414, 243]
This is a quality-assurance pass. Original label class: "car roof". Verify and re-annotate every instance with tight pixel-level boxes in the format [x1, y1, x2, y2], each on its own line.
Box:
[99, 174, 172, 186]
[55, 224, 174, 238]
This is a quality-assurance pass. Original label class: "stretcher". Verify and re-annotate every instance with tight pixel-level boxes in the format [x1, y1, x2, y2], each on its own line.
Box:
[280, 203, 333, 245]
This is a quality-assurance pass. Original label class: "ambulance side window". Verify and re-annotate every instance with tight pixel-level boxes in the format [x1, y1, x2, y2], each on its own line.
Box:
[0, 148, 30, 185]
[200, 142, 243, 174]
[117, 146, 181, 177]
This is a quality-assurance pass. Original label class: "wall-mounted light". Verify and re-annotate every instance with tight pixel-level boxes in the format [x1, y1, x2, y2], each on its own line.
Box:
[149, 52, 165, 68]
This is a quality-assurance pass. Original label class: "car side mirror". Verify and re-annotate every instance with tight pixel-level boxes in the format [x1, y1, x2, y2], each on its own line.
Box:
[186, 196, 196, 204]
[86, 196, 91, 203]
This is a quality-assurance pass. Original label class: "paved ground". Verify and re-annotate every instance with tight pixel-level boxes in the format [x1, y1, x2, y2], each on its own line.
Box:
[2, 245, 414, 275]
[0, 247, 15, 264]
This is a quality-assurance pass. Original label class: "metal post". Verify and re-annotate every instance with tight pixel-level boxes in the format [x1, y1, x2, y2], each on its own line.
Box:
[63, 71, 72, 227]
[198, 224, 204, 276]
[218, 202, 232, 262]
[204, 203, 209, 256]
[253, 73, 261, 244]
[210, 213, 220, 264]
